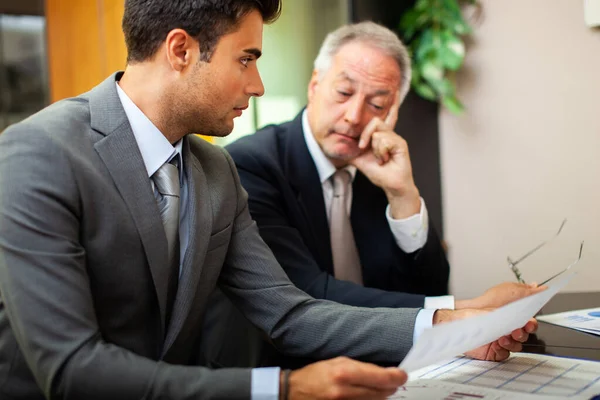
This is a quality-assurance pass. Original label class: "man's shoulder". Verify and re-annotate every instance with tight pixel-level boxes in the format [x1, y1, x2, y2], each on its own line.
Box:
[0, 95, 92, 149]
[225, 119, 297, 167]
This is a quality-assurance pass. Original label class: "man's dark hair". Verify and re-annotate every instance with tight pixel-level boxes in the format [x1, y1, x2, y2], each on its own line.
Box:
[122, 0, 282, 63]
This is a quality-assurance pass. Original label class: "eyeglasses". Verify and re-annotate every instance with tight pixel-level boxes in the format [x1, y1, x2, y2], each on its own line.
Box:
[507, 219, 584, 284]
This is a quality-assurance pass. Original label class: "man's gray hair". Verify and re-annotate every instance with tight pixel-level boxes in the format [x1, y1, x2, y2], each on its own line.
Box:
[313, 21, 412, 104]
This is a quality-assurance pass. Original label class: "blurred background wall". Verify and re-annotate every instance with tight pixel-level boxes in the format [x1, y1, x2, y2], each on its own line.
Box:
[0, 0, 47, 129]
[440, 0, 600, 298]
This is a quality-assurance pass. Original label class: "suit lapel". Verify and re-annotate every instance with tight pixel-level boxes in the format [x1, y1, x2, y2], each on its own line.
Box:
[89, 73, 170, 338]
[284, 113, 334, 272]
[162, 137, 212, 355]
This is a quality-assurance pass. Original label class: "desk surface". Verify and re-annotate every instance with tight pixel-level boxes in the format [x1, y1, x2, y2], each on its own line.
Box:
[523, 291, 600, 361]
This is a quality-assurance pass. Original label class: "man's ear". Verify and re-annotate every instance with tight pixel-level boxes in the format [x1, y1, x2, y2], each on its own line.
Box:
[307, 69, 320, 104]
[164, 28, 196, 72]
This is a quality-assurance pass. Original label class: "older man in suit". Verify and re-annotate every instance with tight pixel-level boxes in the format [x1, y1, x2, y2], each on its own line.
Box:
[0, 2, 537, 399]
[203, 21, 543, 369]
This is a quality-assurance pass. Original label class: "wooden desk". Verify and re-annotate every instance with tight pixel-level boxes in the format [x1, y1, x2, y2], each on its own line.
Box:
[523, 291, 600, 361]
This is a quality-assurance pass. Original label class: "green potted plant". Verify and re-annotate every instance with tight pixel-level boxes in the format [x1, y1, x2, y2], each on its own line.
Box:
[399, 0, 479, 114]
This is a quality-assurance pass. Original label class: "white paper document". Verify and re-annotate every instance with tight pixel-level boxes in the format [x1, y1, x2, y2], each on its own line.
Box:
[538, 307, 600, 336]
[399, 273, 575, 373]
[389, 353, 600, 399]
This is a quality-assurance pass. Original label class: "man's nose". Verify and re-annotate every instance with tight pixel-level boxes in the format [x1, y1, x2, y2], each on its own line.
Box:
[343, 95, 363, 125]
[247, 70, 265, 97]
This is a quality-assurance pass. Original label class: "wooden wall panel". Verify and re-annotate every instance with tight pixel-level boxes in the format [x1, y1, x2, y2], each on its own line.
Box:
[46, 0, 103, 101]
[100, 0, 127, 73]
[46, 0, 126, 102]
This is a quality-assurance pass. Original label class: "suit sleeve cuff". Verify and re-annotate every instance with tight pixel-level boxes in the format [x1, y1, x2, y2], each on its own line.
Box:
[252, 367, 280, 400]
[413, 308, 436, 343]
[385, 197, 429, 253]
[424, 295, 455, 310]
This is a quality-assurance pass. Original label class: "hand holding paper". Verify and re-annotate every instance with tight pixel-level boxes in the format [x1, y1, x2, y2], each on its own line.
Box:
[399, 272, 575, 373]
[455, 282, 546, 310]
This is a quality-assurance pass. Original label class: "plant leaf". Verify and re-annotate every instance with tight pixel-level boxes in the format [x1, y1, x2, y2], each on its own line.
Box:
[415, 0, 430, 12]
[454, 19, 472, 35]
[436, 78, 456, 97]
[440, 31, 465, 70]
[414, 81, 438, 101]
[443, 0, 462, 17]
[442, 95, 465, 114]
[420, 60, 444, 82]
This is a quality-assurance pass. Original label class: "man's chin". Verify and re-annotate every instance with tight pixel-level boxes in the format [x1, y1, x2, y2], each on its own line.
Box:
[194, 121, 234, 138]
[323, 144, 361, 163]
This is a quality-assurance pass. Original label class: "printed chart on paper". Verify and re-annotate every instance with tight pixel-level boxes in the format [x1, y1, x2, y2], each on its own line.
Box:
[389, 353, 600, 400]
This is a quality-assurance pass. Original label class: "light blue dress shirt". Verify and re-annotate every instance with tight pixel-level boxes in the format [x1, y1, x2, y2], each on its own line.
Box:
[115, 83, 280, 399]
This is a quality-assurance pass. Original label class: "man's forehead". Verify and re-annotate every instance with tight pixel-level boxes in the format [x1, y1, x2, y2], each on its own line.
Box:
[329, 46, 400, 89]
[332, 71, 396, 97]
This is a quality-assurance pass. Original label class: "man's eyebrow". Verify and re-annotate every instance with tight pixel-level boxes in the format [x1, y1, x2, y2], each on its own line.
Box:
[243, 48, 262, 59]
[337, 73, 392, 97]
[372, 89, 392, 96]
[336, 72, 354, 84]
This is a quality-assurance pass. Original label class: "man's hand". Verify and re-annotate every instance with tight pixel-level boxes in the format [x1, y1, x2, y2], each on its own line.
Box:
[465, 319, 538, 361]
[349, 91, 420, 220]
[285, 356, 407, 400]
[456, 282, 547, 310]
[433, 309, 538, 362]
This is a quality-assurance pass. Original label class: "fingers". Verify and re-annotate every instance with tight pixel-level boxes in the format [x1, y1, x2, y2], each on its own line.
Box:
[510, 328, 527, 342]
[491, 341, 511, 361]
[290, 358, 407, 400]
[384, 90, 402, 128]
[508, 319, 537, 341]
[357, 118, 395, 165]
[331, 359, 407, 390]
[370, 133, 397, 165]
[358, 117, 383, 149]
[496, 319, 538, 355]
[359, 90, 402, 150]
[498, 335, 523, 353]
[527, 282, 548, 293]
[358, 122, 407, 165]
[524, 318, 538, 333]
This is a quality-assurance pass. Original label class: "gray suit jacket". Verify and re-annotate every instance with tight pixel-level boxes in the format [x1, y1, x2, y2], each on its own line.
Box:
[0, 73, 419, 400]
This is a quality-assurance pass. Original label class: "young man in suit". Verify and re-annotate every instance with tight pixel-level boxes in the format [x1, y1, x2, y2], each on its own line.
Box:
[208, 21, 543, 369]
[0, 2, 537, 399]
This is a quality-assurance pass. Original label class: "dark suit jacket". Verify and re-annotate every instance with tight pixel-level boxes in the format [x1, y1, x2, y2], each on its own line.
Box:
[201, 111, 450, 369]
[0, 75, 420, 399]
[228, 111, 450, 306]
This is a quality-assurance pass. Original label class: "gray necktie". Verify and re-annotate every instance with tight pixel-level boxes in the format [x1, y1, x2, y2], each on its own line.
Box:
[330, 170, 363, 285]
[152, 159, 180, 327]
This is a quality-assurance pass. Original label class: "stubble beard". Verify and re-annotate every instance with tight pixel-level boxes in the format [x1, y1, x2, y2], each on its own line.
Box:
[321, 136, 362, 163]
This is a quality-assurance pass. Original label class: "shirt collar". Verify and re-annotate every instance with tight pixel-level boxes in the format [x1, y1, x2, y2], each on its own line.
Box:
[115, 82, 183, 183]
[301, 109, 356, 184]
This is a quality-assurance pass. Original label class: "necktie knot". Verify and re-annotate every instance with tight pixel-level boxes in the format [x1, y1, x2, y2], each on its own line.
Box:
[331, 169, 351, 198]
[152, 159, 180, 198]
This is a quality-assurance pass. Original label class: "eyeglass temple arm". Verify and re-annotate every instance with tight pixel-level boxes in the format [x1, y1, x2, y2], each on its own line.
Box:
[538, 241, 584, 286]
[508, 219, 567, 268]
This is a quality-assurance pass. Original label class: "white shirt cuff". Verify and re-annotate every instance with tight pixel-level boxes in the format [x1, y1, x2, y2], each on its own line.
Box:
[385, 197, 429, 253]
[424, 295, 455, 310]
[251, 367, 280, 400]
[413, 308, 436, 344]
